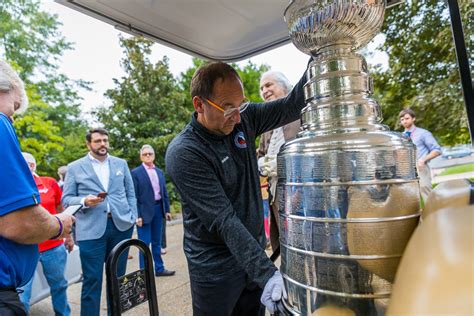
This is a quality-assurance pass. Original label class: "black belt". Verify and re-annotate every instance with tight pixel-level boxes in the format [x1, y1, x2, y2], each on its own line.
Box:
[155, 200, 161, 204]
[107, 213, 113, 219]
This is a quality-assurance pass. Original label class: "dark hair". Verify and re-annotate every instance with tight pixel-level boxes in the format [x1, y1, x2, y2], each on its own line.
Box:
[190, 62, 241, 99]
[86, 128, 109, 142]
[399, 108, 416, 119]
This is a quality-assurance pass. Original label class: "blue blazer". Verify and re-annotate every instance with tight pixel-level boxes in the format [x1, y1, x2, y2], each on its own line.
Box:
[131, 164, 170, 224]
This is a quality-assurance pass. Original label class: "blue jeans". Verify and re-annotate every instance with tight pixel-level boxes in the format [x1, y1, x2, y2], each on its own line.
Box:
[19, 245, 70, 316]
[137, 204, 164, 273]
[77, 219, 133, 316]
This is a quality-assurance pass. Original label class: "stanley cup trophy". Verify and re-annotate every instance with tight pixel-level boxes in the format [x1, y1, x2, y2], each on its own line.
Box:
[278, 0, 421, 315]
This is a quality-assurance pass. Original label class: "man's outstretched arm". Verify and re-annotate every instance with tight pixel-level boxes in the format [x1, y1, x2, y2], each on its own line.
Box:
[0, 205, 75, 244]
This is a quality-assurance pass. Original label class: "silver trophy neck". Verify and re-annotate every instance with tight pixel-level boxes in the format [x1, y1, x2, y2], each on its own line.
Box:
[299, 48, 383, 136]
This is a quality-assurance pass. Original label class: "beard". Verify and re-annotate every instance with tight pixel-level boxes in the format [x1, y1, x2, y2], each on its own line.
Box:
[92, 146, 108, 156]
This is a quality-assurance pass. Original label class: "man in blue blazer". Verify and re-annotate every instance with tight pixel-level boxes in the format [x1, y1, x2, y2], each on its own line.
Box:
[132, 144, 175, 277]
[62, 128, 137, 316]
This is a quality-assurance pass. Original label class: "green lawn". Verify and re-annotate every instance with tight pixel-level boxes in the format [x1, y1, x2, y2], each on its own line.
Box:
[438, 163, 474, 176]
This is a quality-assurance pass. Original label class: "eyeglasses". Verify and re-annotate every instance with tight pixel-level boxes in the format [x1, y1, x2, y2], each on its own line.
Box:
[203, 97, 249, 118]
[142, 153, 154, 156]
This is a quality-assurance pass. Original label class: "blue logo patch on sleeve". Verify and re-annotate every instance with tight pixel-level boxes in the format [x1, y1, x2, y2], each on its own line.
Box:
[234, 131, 247, 149]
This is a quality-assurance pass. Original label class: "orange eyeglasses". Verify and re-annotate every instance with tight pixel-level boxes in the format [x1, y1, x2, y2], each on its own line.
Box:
[203, 97, 249, 118]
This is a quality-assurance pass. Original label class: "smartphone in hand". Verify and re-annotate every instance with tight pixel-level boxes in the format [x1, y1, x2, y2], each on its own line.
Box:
[63, 204, 83, 216]
[97, 192, 108, 199]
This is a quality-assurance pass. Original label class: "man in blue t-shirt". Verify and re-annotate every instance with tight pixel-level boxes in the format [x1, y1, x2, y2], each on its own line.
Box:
[0, 60, 75, 316]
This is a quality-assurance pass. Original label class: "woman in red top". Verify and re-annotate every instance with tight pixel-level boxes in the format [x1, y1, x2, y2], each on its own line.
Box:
[18, 153, 73, 316]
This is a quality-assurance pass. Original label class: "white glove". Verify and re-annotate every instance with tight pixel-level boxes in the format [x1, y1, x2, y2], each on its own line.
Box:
[259, 156, 277, 177]
[260, 271, 287, 314]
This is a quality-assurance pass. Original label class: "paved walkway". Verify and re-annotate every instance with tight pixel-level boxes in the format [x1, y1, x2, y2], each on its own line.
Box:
[30, 222, 193, 316]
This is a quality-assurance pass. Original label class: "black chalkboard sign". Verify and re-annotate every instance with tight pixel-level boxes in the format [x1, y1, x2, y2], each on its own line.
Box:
[118, 269, 148, 312]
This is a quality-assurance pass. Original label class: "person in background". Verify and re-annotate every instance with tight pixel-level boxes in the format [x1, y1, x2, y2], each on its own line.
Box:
[0, 60, 74, 316]
[131, 145, 175, 276]
[62, 128, 137, 316]
[19, 152, 74, 316]
[57, 166, 67, 190]
[399, 108, 442, 202]
[161, 210, 168, 254]
[257, 71, 300, 252]
[166, 61, 307, 315]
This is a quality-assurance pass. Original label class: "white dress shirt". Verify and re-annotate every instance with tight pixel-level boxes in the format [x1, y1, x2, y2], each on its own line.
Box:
[88, 152, 110, 190]
[81, 153, 110, 211]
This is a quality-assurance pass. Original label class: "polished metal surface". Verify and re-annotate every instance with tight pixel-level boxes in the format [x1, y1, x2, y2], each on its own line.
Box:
[281, 1, 421, 315]
[284, 0, 385, 55]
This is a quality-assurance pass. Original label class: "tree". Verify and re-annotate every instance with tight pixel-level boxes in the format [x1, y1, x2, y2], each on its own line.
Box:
[99, 36, 192, 211]
[235, 61, 270, 102]
[99, 36, 191, 170]
[371, 0, 472, 145]
[0, 0, 90, 176]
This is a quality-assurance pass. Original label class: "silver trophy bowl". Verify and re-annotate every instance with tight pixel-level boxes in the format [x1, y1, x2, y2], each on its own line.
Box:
[284, 0, 385, 55]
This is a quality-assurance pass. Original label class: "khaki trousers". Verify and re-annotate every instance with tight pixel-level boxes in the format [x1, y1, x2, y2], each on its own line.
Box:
[418, 164, 433, 203]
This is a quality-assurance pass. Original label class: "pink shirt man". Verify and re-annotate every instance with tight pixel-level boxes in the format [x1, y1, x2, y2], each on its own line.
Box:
[143, 162, 161, 201]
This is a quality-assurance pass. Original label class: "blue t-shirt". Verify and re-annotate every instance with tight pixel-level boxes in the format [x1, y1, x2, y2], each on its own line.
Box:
[0, 113, 40, 288]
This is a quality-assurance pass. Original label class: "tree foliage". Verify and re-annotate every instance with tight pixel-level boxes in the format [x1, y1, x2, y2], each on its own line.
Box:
[372, 0, 472, 145]
[0, 0, 90, 176]
[99, 36, 191, 170]
[235, 61, 270, 102]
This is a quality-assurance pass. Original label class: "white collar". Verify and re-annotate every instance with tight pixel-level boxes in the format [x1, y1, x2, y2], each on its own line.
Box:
[88, 152, 109, 164]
